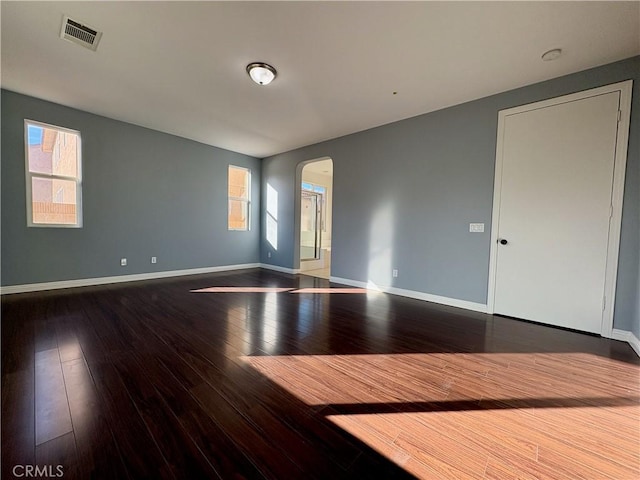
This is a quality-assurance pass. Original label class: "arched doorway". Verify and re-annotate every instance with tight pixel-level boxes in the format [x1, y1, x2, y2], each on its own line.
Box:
[298, 158, 333, 279]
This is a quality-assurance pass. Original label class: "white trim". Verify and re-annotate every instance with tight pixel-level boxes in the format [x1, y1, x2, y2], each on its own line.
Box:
[294, 156, 333, 270]
[330, 276, 487, 313]
[487, 80, 633, 339]
[259, 263, 300, 275]
[601, 81, 633, 337]
[0, 263, 261, 295]
[611, 329, 640, 358]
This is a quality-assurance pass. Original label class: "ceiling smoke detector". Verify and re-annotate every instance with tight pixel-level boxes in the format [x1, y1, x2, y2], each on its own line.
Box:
[60, 15, 102, 51]
[541, 48, 562, 61]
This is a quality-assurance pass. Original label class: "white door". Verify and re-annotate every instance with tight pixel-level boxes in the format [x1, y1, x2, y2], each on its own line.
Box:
[493, 91, 621, 333]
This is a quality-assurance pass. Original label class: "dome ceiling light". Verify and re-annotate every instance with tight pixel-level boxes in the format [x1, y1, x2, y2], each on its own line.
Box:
[246, 62, 277, 85]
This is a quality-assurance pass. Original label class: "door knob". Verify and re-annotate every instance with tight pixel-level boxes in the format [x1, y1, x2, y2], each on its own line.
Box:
[499, 239, 508, 245]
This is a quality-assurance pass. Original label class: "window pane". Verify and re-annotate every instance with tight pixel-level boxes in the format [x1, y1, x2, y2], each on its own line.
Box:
[228, 166, 248, 199]
[31, 177, 77, 225]
[228, 199, 248, 230]
[228, 166, 250, 230]
[27, 124, 79, 178]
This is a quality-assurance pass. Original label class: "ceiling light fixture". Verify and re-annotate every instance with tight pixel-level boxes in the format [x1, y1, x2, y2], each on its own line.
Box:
[541, 48, 562, 61]
[246, 62, 277, 85]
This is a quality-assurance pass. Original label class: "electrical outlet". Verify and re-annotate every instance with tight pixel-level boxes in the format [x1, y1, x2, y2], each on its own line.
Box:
[469, 223, 485, 233]
[151, 256, 157, 264]
[120, 258, 127, 266]
[392, 269, 398, 278]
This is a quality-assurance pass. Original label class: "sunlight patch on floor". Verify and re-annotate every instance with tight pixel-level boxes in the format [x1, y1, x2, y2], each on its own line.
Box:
[290, 288, 369, 294]
[240, 352, 639, 406]
[191, 286, 378, 294]
[241, 352, 640, 478]
[191, 287, 294, 293]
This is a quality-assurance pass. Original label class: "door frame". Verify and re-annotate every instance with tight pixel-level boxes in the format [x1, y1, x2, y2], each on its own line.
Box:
[486, 80, 633, 337]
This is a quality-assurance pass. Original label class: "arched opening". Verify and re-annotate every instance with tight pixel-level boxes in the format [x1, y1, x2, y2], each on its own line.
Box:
[296, 158, 333, 279]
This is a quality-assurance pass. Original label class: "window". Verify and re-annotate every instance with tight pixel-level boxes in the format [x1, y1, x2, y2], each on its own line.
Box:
[301, 181, 327, 231]
[228, 165, 250, 230]
[25, 120, 82, 227]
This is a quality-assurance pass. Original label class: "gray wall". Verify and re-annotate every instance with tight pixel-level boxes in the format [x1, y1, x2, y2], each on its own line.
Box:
[260, 56, 640, 332]
[635, 256, 640, 339]
[1, 90, 261, 286]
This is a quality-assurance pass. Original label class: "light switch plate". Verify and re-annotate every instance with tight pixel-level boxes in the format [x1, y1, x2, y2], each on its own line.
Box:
[469, 223, 485, 233]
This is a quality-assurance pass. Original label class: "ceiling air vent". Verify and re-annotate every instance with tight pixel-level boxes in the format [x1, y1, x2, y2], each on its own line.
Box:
[60, 15, 102, 51]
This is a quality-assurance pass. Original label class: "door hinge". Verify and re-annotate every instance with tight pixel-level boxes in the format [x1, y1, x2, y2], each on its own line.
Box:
[603, 295, 606, 311]
[618, 110, 622, 122]
[610, 205, 614, 219]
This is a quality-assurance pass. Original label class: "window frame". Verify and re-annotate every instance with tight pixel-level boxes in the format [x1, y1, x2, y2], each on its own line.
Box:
[302, 181, 327, 231]
[24, 119, 83, 228]
[227, 165, 251, 231]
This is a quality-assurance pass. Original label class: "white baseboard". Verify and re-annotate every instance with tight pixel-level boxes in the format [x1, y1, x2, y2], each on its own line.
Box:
[0, 263, 261, 295]
[259, 263, 300, 275]
[611, 329, 640, 357]
[329, 276, 487, 313]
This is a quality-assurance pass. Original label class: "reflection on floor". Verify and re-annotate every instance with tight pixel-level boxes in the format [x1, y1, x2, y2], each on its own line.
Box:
[301, 251, 331, 280]
[302, 267, 330, 279]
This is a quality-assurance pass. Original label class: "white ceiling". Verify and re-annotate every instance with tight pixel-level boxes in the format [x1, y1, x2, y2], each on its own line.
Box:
[2, 2, 639, 158]
[303, 159, 333, 176]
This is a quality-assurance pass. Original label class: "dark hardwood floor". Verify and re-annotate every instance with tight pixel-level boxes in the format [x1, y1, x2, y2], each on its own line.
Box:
[2, 268, 639, 479]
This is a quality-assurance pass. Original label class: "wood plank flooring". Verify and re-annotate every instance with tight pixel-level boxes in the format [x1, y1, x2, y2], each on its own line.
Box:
[2, 268, 638, 479]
